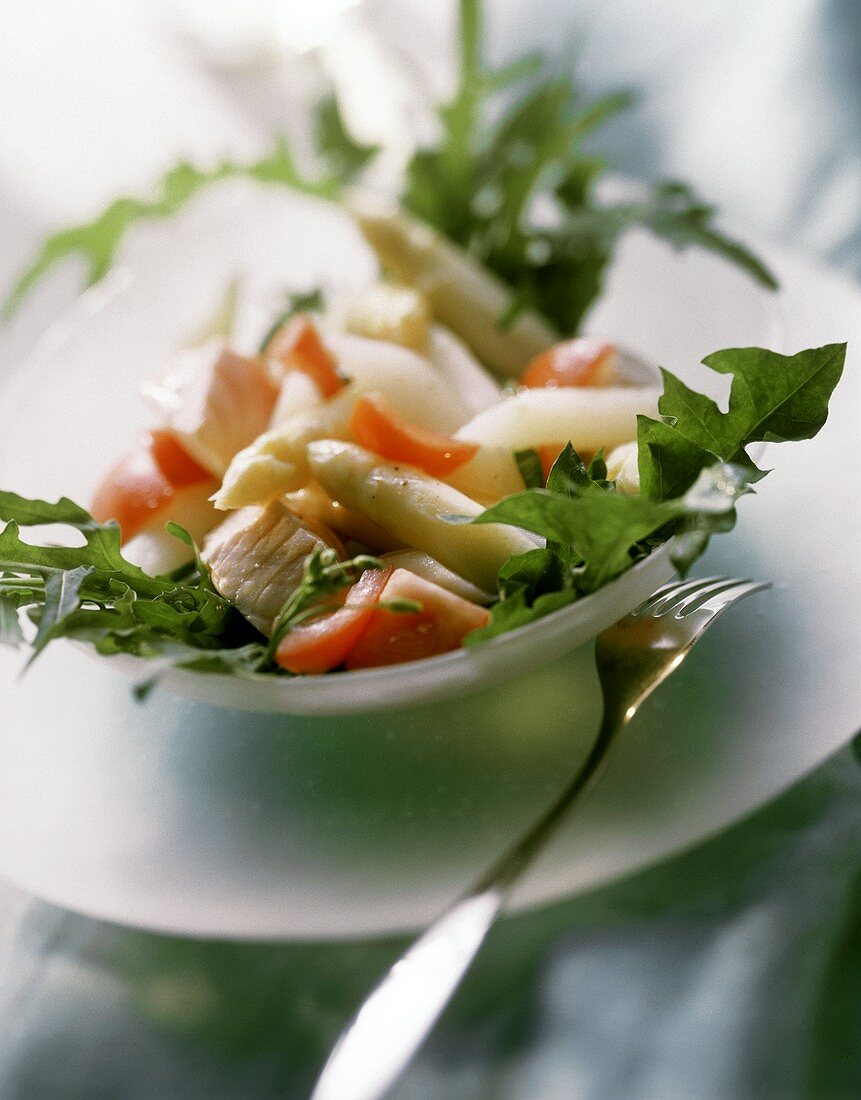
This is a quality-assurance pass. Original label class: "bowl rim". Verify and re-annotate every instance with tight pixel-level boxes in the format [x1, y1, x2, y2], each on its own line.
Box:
[79, 537, 677, 715]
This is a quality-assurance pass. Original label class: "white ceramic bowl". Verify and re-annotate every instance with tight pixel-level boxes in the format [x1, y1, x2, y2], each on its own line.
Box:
[0, 181, 794, 937]
[102, 540, 674, 714]
[0, 181, 781, 716]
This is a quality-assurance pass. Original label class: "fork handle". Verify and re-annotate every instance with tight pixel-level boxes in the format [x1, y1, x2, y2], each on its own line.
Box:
[310, 710, 624, 1100]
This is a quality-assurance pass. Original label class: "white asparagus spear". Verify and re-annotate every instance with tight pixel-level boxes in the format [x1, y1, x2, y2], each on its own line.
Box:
[425, 325, 502, 416]
[351, 205, 557, 378]
[336, 280, 501, 415]
[341, 283, 431, 352]
[454, 386, 661, 454]
[306, 441, 536, 591]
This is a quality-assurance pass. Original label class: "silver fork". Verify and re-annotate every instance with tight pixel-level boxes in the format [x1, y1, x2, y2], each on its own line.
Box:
[311, 576, 769, 1100]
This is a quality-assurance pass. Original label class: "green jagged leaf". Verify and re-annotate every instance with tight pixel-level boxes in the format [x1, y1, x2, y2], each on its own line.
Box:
[514, 448, 545, 489]
[6, 0, 777, 338]
[29, 565, 92, 661]
[639, 344, 847, 498]
[545, 442, 602, 497]
[475, 488, 679, 591]
[314, 95, 380, 180]
[0, 597, 24, 648]
[464, 545, 575, 643]
[632, 181, 778, 291]
[0, 494, 242, 678]
[467, 342, 845, 626]
[401, 1, 775, 338]
[636, 415, 716, 502]
[3, 140, 340, 319]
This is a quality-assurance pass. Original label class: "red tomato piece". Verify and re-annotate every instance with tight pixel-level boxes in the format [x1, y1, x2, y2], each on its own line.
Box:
[90, 448, 176, 541]
[344, 569, 490, 670]
[275, 565, 393, 675]
[349, 393, 479, 478]
[521, 339, 617, 389]
[148, 430, 212, 487]
[265, 314, 344, 398]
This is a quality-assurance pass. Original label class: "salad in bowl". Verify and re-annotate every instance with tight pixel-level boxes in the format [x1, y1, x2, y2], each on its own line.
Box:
[0, 0, 845, 709]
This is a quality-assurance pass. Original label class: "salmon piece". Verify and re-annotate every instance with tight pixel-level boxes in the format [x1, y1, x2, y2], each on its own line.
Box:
[144, 339, 278, 477]
[201, 503, 341, 636]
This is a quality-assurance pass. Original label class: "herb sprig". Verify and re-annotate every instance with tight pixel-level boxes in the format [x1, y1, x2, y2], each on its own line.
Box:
[400, 0, 776, 335]
[0, 495, 385, 682]
[4, 1, 774, 332]
[2, 105, 359, 321]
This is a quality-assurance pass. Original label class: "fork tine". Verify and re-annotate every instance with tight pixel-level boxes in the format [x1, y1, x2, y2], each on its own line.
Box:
[694, 579, 770, 618]
[665, 577, 754, 618]
[634, 575, 727, 617]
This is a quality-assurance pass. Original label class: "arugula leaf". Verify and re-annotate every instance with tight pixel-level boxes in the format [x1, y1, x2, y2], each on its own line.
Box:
[464, 546, 576, 643]
[0, 340, 846, 675]
[587, 450, 608, 482]
[0, 598, 24, 648]
[668, 462, 754, 574]
[401, 1, 776, 337]
[0, 495, 242, 678]
[5, 0, 775, 336]
[631, 182, 777, 290]
[0, 491, 179, 596]
[163, 522, 216, 592]
[636, 416, 715, 501]
[545, 442, 602, 497]
[476, 489, 679, 591]
[314, 96, 379, 180]
[3, 141, 342, 319]
[466, 586, 578, 644]
[514, 448, 544, 489]
[638, 344, 847, 498]
[0, 494, 389, 692]
[29, 565, 92, 662]
[498, 547, 567, 599]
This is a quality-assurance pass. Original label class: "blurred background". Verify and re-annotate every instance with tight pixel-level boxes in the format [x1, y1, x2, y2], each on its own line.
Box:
[0, 2, 859, 1097]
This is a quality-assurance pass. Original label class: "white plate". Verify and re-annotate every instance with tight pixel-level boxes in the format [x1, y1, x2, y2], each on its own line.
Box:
[1, 184, 858, 940]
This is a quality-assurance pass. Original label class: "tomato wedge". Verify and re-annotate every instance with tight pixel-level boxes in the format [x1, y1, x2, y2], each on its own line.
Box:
[349, 393, 479, 478]
[149, 430, 212, 486]
[91, 448, 175, 540]
[275, 565, 393, 675]
[265, 314, 344, 398]
[344, 569, 490, 669]
[521, 338, 616, 389]
[91, 434, 214, 541]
